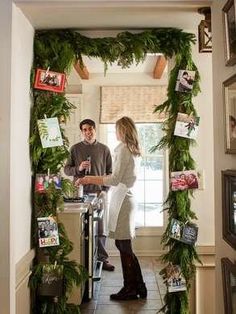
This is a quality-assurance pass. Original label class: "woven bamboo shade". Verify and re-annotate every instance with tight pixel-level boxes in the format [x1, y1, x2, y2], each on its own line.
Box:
[100, 85, 167, 123]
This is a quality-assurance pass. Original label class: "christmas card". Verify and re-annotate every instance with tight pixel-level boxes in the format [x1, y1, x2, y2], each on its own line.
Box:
[34, 68, 66, 93]
[37, 216, 60, 248]
[37, 117, 63, 148]
[175, 70, 196, 93]
[166, 264, 187, 293]
[174, 113, 200, 140]
[35, 173, 62, 193]
[38, 263, 63, 297]
[170, 170, 199, 191]
[170, 218, 198, 245]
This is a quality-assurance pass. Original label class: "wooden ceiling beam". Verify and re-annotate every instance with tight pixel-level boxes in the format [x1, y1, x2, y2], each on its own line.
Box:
[153, 55, 167, 79]
[74, 61, 89, 80]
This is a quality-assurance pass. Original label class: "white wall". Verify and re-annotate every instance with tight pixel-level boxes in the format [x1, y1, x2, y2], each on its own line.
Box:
[212, 1, 236, 313]
[0, 1, 13, 313]
[11, 5, 34, 264]
[67, 21, 214, 248]
[191, 36, 214, 246]
[0, 2, 33, 313]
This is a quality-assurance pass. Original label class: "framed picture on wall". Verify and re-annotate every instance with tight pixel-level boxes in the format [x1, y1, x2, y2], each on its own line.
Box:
[221, 258, 236, 314]
[222, 170, 236, 250]
[223, 0, 236, 66]
[223, 74, 236, 153]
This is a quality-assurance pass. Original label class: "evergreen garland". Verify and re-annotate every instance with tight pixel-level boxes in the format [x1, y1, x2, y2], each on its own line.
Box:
[30, 28, 200, 314]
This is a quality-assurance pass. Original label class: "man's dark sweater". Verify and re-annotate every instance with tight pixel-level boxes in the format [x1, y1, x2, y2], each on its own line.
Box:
[64, 140, 112, 193]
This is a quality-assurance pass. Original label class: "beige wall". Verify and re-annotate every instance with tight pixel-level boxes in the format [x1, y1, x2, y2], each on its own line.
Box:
[212, 1, 236, 313]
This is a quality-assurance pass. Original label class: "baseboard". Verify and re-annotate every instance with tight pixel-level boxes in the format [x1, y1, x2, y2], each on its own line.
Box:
[108, 249, 166, 257]
[15, 249, 35, 314]
[109, 245, 215, 259]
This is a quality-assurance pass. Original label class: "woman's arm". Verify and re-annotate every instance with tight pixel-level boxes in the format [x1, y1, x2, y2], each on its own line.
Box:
[75, 175, 104, 186]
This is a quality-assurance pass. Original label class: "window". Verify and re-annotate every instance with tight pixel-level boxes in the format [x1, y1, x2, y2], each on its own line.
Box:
[104, 123, 165, 228]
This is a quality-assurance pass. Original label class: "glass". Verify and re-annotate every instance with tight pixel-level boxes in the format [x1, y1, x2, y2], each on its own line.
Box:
[222, 170, 236, 249]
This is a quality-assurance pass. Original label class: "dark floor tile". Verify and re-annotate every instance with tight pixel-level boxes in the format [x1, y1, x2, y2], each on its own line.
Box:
[80, 299, 97, 310]
[80, 310, 95, 314]
[95, 304, 131, 314]
[88, 256, 163, 313]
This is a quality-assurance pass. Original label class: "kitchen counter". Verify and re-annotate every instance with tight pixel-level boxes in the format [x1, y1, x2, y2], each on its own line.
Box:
[62, 194, 98, 214]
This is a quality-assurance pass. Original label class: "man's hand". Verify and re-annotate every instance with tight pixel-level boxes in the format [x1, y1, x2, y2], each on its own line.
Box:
[78, 160, 91, 172]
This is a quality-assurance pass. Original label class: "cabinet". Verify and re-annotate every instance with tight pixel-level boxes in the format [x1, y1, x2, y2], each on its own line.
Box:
[58, 204, 88, 305]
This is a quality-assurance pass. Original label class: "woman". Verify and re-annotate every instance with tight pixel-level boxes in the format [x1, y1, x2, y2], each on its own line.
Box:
[75, 116, 147, 300]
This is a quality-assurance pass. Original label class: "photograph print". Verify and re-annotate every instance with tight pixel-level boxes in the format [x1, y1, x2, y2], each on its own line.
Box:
[170, 218, 198, 246]
[166, 264, 187, 293]
[35, 173, 62, 193]
[170, 218, 184, 241]
[34, 68, 66, 93]
[170, 170, 199, 191]
[174, 112, 200, 140]
[175, 70, 196, 93]
[37, 216, 60, 248]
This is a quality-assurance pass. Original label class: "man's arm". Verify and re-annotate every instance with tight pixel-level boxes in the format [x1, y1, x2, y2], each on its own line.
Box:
[64, 147, 85, 178]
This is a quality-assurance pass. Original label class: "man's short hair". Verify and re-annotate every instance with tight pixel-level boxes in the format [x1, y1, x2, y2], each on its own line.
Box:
[79, 119, 96, 130]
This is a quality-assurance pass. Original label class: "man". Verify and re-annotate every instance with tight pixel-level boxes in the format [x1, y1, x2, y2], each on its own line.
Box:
[64, 118, 115, 271]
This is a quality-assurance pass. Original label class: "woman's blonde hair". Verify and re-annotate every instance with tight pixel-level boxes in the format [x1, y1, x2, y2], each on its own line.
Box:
[116, 116, 141, 156]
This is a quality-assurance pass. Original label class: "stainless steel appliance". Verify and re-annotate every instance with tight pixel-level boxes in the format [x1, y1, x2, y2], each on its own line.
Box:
[83, 194, 103, 300]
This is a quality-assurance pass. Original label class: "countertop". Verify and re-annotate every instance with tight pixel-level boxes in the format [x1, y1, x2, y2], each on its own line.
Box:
[62, 194, 98, 214]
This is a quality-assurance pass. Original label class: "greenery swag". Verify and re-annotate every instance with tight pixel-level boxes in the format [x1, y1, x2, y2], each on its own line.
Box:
[30, 28, 200, 314]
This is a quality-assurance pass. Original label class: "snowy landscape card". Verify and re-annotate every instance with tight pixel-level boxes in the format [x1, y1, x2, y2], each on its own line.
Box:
[175, 70, 196, 93]
[170, 218, 185, 241]
[37, 117, 63, 148]
[166, 264, 187, 293]
[37, 216, 60, 248]
[174, 113, 200, 140]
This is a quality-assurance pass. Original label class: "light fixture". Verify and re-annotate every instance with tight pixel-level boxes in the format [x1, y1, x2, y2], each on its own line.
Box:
[198, 7, 212, 53]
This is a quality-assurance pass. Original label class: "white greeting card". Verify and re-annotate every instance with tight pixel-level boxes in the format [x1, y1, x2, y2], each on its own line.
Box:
[37, 117, 63, 148]
[174, 113, 200, 140]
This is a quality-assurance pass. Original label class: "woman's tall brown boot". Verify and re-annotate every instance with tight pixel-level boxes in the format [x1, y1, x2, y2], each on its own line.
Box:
[110, 253, 138, 300]
[133, 254, 147, 299]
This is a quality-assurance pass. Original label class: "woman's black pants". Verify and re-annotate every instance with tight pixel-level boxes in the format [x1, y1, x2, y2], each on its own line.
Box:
[115, 239, 144, 289]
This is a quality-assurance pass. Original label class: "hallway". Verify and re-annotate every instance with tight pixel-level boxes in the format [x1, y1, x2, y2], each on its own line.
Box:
[80, 256, 165, 314]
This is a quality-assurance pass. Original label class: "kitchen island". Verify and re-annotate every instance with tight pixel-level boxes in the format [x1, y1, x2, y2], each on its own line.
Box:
[58, 195, 101, 304]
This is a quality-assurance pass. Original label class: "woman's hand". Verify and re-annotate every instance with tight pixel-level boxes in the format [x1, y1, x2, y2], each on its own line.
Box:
[75, 176, 90, 186]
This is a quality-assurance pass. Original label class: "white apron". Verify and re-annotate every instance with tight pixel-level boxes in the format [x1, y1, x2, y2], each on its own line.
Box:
[108, 183, 128, 233]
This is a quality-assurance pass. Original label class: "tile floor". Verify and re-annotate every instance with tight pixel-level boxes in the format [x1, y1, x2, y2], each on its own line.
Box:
[80, 256, 166, 314]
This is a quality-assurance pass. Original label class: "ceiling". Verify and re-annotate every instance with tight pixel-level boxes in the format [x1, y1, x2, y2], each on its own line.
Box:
[16, 0, 211, 75]
[16, 0, 211, 29]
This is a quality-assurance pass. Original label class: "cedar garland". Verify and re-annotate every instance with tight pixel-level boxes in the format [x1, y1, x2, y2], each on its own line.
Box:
[30, 28, 200, 313]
